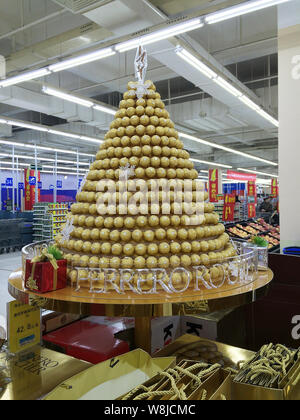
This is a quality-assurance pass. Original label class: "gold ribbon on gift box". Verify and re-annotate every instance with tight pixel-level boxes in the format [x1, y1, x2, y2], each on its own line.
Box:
[26, 249, 59, 291]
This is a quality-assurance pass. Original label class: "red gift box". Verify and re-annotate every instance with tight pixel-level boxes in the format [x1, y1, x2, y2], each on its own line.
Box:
[25, 259, 67, 293]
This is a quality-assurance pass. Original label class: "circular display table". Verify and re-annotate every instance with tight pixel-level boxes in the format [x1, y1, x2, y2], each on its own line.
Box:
[8, 268, 273, 353]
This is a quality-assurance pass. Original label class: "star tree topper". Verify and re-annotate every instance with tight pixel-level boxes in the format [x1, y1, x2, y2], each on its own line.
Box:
[128, 46, 152, 100]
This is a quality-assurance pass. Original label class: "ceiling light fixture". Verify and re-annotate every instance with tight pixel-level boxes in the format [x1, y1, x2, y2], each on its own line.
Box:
[42, 86, 94, 108]
[0, 140, 93, 158]
[190, 158, 232, 169]
[0, 152, 90, 166]
[175, 48, 217, 79]
[205, 0, 290, 24]
[0, 117, 103, 144]
[180, 132, 278, 166]
[237, 168, 279, 178]
[116, 18, 203, 53]
[176, 47, 279, 127]
[0, 68, 51, 88]
[48, 47, 116, 73]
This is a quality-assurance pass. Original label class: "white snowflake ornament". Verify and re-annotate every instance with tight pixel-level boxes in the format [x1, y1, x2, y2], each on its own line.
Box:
[61, 218, 74, 242]
[119, 164, 136, 182]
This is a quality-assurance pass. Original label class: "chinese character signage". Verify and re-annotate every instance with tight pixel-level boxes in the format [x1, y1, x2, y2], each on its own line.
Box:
[24, 169, 40, 210]
[7, 300, 41, 354]
[248, 181, 256, 197]
[209, 169, 219, 203]
[271, 179, 278, 197]
[248, 203, 256, 219]
[227, 170, 257, 182]
[6, 178, 13, 187]
[223, 193, 236, 222]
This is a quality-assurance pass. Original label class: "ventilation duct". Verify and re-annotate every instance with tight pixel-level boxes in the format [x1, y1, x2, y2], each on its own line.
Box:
[52, 0, 113, 14]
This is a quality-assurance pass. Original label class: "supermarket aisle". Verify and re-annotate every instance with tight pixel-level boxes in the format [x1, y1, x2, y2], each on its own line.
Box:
[0, 252, 21, 337]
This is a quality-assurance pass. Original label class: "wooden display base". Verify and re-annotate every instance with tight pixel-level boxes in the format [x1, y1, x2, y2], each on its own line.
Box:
[8, 268, 273, 353]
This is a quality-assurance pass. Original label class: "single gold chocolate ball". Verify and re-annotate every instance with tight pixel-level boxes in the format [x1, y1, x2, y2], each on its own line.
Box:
[121, 136, 130, 147]
[112, 244, 122, 256]
[82, 241, 92, 253]
[135, 244, 147, 256]
[170, 256, 181, 268]
[132, 229, 143, 242]
[126, 107, 136, 117]
[145, 106, 155, 116]
[145, 167, 156, 178]
[147, 257, 157, 269]
[160, 216, 170, 227]
[144, 230, 155, 242]
[158, 257, 169, 269]
[134, 257, 146, 269]
[155, 126, 165, 137]
[121, 257, 133, 269]
[159, 242, 170, 254]
[74, 240, 83, 252]
[91, 242, 101, 255]
[136, 98, 146, 107]
[140, 115, 150, 126]
[136, 106, 145, 116]
[120, 230, 131, 242]
[99, 257, 110, 268]
[123, 244, 134, 256]
[110, 257, 121, 269]
[148, 244, 158, 256]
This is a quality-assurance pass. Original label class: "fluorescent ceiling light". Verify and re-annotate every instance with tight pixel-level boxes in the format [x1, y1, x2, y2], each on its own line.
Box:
[42, 165, 89, 172]
[176, 48, 217, 79]
[42, 86, 94, 108]
[205, 0, 290, 24]
[41, 170, 86, 176]
[176, 48, 278, 127]
[256, 109, 279, 127]
[0, 166, 22, 172]
[6, 120, 48, 132]
[80, 135, 103, 144]
[0, 140, 93, 158]
[94, 104, 116, 115]
[214, 76, 242, 97]
[239, 95, 260, 111]
[0, 68, 51, 88]
[180, 131, 278, 166]
[116, 18, 203, 53]
[0, 117, 102, 144]
[237, 168, 279, 178]
[190, 158, 232, 169]
[0, 152, 90, 166]
[48, 47, 115, 72]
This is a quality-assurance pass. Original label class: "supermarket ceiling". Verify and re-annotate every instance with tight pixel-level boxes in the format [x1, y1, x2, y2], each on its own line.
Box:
[0, 0, 282, 179]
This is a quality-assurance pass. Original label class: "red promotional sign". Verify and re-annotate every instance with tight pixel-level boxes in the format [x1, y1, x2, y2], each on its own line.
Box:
[209, 169, 219, 203]
[248, 203, 256, 219]
[24, 169, 40, 210]
[223, 193, 236, 222]
[247, 181, 256, 197]
[227, 170, 257, 182]
[271, 179, 278, 197]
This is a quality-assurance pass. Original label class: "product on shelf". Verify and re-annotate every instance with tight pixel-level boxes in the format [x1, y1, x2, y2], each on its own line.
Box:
[260, 235, 280, 247]
[55, 79, 236, 293]
[33, 203, 68, 242]
[234, 343, 299, 389]
[228, 227, 249, 239]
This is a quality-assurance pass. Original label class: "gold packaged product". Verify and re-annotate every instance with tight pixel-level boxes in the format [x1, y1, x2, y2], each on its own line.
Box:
[121, 360, 223, 400]
[45, 349, 175, 400]
[233, 343, 300, 400]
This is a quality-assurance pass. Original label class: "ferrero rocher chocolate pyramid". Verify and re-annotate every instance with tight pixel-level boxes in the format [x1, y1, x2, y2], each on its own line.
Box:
[55, 61, 235, 294]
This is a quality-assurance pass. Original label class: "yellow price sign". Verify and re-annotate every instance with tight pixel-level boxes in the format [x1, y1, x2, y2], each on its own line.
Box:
[7, 301, 41, 354]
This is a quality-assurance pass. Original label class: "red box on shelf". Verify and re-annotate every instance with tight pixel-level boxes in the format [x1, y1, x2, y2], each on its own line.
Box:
[43, 320, 130, 364]
[25, 259, 67, 293]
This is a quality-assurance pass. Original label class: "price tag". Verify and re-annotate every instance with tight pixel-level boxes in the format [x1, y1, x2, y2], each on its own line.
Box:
[7, 301, 41, 354]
